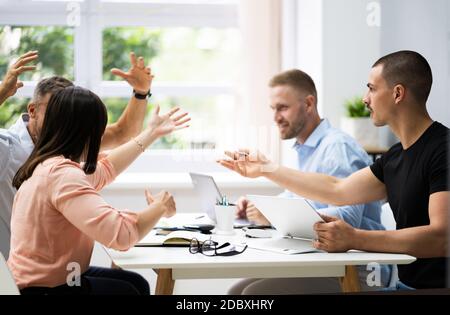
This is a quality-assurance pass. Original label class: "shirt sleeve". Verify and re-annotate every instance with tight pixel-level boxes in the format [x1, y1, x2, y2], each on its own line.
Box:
[428, 144, 449, 194]
[370, 153, 385, 183]
[49, 163, 139, 251]
[316, 142, 372, 228]
[84, 153, 117, 191]
[0, 136, 11, 180]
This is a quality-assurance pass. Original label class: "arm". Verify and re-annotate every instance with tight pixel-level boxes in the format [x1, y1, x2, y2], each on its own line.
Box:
[100, 52, 154, 150]
[0, 51, 38, 105]
[137, 189, 176, 239]
[51, 166, 176, 250]
[236, 142, 376, 227]
[266, 166, 387, 206]
[314, 191, 448, 258]
[106, 105, 190, 175]
[218, 150, 387, 206]
[305, 143, 379, 228]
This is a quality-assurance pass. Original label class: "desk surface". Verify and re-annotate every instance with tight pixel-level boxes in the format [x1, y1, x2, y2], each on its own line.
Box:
[105, 226, 415, 294]
[105, 229, 415, 277]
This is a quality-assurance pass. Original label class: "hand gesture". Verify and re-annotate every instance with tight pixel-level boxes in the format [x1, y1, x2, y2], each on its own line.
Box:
[217, 149, 277, 178]
[1, 51, 38, 99]
[145, 189, 176, 218]
[147, 105, 190, 138]
[111, 52, 154, 94]
[313, 214, 356, 252]
[236, 196, 248, 219]
[246, 203, 270, 226]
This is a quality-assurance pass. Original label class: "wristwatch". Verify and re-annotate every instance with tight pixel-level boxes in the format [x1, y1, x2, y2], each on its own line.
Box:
[133, 89, 151, 100]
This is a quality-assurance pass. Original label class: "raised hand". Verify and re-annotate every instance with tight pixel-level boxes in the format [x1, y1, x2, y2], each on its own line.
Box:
[217, 149, 276, 178]
[110, 52, 154, 94]
[146, 189, 176, 218]
[0, 51, 38, 101]
[147, 105, 190, 138]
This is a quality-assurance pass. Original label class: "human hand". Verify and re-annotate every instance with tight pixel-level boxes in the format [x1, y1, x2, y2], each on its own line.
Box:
[147, 105, 190, 138]
[111, 52, 154, 95]
[0, 51, 38, 99]
[312, 214, 356, 252]
[217, 149, 277, 178]
[236, 196, 248, 219]
[246, 204, 270, 226]
[146, 189, 176, 218]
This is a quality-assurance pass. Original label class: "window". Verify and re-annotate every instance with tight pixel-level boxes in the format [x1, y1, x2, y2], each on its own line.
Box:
[0, 0, 241, 154]
[0, 26, 74, 81]
[0, 25, 75, 127]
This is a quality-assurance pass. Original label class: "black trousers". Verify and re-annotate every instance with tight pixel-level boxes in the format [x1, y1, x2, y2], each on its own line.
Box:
[20, 266, 150, 295]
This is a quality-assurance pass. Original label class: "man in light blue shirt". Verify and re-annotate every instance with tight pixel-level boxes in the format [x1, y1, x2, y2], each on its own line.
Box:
[278, 119, 383, 231]
[231, 69, 390, 294]
[0, 51, 153, 259]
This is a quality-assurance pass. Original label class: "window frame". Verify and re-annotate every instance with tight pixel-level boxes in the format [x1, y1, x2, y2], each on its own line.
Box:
[0, 0, 240, 171]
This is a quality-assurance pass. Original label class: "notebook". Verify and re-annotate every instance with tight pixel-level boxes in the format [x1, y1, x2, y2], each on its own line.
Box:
[245, 195, 325, 254]
[136, 230, 211, 247]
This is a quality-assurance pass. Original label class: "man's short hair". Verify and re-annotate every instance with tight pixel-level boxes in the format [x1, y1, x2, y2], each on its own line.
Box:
[373, 50, 433, 105]
[269, 69, 317, 103]
[33, 76, 74, 104]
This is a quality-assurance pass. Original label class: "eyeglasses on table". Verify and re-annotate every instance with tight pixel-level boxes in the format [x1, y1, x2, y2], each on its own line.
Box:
[189, 238, 248, 257]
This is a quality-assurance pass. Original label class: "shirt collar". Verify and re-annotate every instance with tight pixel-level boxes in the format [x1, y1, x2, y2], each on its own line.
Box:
[8, 113, 34, 154]
[293, 119, 331, 150]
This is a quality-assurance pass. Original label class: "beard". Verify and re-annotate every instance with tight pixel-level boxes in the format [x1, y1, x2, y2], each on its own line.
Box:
[30, 120, 41, 144]
[278, 115, 306, 140]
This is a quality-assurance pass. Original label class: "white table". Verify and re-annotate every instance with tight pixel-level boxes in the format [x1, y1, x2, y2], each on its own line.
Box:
[105, 229, 416, 295]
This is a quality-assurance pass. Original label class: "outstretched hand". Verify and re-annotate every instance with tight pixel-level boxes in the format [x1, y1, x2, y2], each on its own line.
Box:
[111, 52, 154, 94]
[217, 149, 277, 178]
[0, 51, 38, 100]
[147, 105, 190, 138]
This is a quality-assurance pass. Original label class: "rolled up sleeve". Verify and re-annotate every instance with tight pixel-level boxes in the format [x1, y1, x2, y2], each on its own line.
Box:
[85, 153, 117, 191]
[50, 164, 139, 251]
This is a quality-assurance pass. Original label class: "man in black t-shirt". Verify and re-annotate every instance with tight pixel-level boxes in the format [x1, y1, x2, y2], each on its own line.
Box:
[218, 50, 449, 289]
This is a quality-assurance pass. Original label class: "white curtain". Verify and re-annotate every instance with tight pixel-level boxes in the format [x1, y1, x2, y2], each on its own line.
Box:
[232, 0, 282, 160]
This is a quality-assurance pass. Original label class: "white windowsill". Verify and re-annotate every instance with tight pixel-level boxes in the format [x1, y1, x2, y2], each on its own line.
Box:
[104, 172, 278, 190]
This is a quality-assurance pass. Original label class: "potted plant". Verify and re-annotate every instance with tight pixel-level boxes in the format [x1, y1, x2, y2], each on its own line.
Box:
[340, 96, 392, 151]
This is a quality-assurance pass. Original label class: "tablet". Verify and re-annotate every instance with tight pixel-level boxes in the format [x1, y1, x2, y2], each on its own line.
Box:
[246, 195, 323, 240]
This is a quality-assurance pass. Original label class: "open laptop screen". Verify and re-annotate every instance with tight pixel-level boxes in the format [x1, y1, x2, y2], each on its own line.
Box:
[189, 173, 253, 227]
[246, 195, 323, 240]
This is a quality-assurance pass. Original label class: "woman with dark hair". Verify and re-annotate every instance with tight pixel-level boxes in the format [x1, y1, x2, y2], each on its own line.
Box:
[7, 86, 190, 295]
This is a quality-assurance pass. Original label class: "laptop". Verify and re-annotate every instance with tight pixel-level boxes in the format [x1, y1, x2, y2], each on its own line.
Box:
[245, 195, 324, 254]
[189, 173, 253, 227]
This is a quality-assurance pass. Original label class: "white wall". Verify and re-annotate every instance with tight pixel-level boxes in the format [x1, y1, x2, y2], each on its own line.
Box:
[281, 0, 449, 164]
[282, 0, 382, 164]
[322, 0, 381, 128]
[380, 0, 450, 126]
[288, 0, 380, 128]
